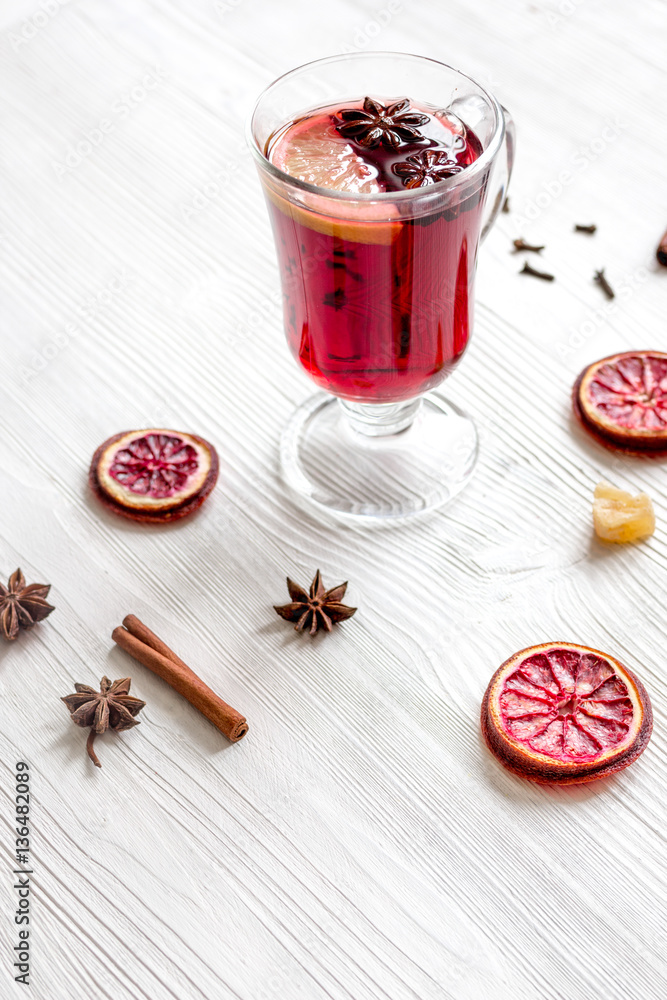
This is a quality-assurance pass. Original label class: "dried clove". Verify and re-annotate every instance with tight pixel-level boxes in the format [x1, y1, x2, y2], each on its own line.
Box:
[520, 261, 555, 282]
[594, 269, 615, 299]
[574, 224, 597, 234]
[513, 238, 545, 253]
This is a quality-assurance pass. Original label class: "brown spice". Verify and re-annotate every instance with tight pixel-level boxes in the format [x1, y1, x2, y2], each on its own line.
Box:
[520, 261, 555, 281]
[512, 239, 545, 253]
[334, 97, 429, 149]
[392, 149, 463, 188]
[0, 569, 54, 641]
[112, 616, 248, 742]
[274, 570, 356, 635]
[657, 230, 667, 266]
[594, 268, 615, 299]
[61, 676, 145, 768]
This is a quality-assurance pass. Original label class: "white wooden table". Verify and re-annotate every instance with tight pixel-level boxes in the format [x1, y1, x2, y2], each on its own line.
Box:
[1, 1, 666, 997]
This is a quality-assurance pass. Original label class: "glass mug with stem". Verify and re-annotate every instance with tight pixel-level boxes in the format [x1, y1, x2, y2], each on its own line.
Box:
[248, 52, 514, 522]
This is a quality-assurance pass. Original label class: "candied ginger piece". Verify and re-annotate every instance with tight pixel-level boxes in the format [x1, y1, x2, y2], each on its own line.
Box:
[593, 481, 655, 543]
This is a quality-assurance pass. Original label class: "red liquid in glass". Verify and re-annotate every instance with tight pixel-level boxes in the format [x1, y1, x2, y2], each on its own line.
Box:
[265, 100, 485, 403]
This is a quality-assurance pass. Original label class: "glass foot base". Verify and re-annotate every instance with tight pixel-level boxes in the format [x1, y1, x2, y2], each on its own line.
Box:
[281, 392, 478, 523]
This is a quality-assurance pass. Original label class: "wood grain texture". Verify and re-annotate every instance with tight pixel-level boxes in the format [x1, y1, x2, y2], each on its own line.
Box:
[1, 0, 667, 997]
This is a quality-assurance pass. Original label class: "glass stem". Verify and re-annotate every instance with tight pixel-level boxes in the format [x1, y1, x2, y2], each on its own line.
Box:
[339, 397, 423, 437]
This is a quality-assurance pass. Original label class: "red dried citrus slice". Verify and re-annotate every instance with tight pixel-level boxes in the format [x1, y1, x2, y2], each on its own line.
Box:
[481, 642, 652, 784]
[90, 429, 218, 523]
[573, 351, 667, 452]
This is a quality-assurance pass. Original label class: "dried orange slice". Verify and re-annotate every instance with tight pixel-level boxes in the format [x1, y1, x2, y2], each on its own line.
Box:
[573, 351, 667, 452]
[481, 642, 652, 784]
[90, 429, 219, 523]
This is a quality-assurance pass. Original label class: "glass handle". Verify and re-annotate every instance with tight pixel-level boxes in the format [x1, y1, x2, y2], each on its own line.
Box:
[480, 106, 515, 242]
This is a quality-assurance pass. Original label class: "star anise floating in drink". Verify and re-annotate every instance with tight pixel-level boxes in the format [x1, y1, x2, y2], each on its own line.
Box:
[392, 149, 464, 188]
[61, 676, 146, 768]
[274, 570, 357, 635]
[335, 97, 429, 150]
[0, 568, 55, 641]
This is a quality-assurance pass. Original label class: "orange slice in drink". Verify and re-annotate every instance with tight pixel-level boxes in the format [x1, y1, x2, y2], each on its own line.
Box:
[481, 642, 652, 784]
[573, 351, 667, 452]
[271, 114, 383, 194]
[266, 110, 400, 245]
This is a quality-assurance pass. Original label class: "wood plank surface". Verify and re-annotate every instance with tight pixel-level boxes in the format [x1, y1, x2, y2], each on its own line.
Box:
[0, 0, 666, 997]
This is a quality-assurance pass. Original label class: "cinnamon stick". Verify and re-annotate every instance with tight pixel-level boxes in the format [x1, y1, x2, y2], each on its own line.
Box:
[112, 615, 248, 742]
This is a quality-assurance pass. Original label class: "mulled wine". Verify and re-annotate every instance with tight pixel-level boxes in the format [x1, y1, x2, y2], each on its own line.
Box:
[263, 97, 485, 403]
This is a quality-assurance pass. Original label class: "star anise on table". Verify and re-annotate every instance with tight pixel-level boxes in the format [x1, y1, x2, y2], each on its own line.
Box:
[61, 676, 146, 768]
[335, 97, 429, 149]
[0, 568, 55, 641]
[274, 570, 357, 635]
[392, 149, 464, 189]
